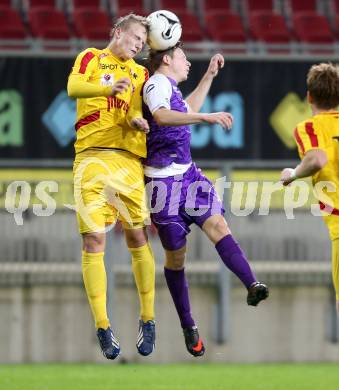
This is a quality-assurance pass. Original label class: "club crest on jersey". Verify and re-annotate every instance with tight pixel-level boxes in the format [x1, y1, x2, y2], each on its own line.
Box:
[130, 69, 138, 79]
[101, 73, 114, 86]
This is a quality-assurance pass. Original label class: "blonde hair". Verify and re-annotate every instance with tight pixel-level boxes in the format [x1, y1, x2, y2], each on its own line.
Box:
[307, 63, 339, 109]
[110, 13, 149, 38]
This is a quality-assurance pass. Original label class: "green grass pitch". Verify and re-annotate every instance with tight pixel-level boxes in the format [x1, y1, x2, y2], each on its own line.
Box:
[1, 363, 339, 390]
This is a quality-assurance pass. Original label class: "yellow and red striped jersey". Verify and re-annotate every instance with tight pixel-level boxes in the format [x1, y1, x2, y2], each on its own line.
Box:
[68, 47, 149, 157]
[294, 111, 339, 240]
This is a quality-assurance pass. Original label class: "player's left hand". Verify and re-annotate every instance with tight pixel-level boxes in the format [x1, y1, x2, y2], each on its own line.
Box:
[280, 168, 297, 186]
[131, 117, 150, 133]
[207, 54, 224, 78]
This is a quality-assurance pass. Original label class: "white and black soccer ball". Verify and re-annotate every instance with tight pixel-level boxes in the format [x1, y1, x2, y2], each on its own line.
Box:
[147, 10, 182, 51]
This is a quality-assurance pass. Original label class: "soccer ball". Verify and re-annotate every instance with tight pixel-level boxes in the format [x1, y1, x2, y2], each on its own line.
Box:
[147, 10, 182, 51]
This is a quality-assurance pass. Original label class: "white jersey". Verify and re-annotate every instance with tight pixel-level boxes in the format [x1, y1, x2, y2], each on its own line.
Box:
[143, 73, 191, 177]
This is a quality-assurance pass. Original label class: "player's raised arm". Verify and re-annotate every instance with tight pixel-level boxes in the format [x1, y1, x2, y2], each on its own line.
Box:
[185, 53, 224, 112]
[152, 108, 232, 130]
[143, 69, 232, 130]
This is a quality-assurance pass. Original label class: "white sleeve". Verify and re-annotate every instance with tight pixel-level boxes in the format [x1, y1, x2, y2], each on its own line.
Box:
[143, 74, 172, 114]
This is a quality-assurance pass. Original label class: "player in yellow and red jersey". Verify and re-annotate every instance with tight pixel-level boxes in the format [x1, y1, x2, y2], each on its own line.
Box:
[281, 63, 339, 311]
[67, 14, 155, 360]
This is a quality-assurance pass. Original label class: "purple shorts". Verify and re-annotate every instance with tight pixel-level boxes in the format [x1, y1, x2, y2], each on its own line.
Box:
[145, 163, 225, 251]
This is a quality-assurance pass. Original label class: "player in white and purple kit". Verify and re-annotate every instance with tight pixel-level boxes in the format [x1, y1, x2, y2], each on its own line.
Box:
[143, 44, 269, 357]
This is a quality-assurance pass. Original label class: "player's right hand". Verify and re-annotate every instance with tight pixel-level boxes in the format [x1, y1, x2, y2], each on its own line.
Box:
[111, 77, 131, 95]
[280, 168, 297, 186]
[203, 112, 233, 131]
[130, 117, 150, 133]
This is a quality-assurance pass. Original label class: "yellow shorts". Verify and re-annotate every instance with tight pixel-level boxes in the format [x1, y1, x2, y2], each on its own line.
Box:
[73, 149, 149, 233]
[323, 214, 339, 241]
[332, 239, 339, 300]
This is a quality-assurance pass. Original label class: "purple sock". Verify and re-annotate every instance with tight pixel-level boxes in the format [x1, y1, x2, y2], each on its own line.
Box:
[216, 235, 256, 289]
[164, 267, 195, 329]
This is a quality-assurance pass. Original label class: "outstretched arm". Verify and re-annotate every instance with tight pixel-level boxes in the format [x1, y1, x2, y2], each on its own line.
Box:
[153, 108, 233, 130]
[280, 149, 327, 186]
[186, 54, 224, 112]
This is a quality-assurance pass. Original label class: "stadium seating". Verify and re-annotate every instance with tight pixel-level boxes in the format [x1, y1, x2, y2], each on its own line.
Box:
[72, 0, 102, 9]
[111, 0, 147, 16]
[24, 0, 56, 9]
[288, 0, 318, 12]
[202, 0, 231, 12]
[247, 0, 274, 12]
[334, 16, 339, 39]
[173, 10, 204, 42]
[292, 11, 334, 44]
[115, 0, 144, 6]
[115, 6, 146, 16]
[249, 11, 291, 43]
[28, 7, 71, 40]
[333, 0, 339, 19]
[0, 0, 337, 54]
[205, 10, 246, 43]
[73, 8, 111, 41]
[159, 0, 189, 10]
[0, 6, 26, 39]
[112, 0, 146, 12]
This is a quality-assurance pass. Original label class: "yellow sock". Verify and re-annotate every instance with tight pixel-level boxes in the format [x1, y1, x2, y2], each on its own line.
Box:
[129, 242, 155, 322]
[82, 251, 110, 329]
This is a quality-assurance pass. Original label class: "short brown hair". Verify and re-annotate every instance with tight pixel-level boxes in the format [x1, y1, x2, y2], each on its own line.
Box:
[110, 13, 149, 38]
[307, 63, 339, 110]
[147, 42, 183, 72]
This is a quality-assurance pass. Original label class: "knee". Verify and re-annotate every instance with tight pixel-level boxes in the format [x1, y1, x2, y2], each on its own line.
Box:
[211, 218, 230, 237]
[202, 216, 231, 244]
[165, 251, 185, 270]
[83, 233, 105, 252]
[125, 228, 148, 248]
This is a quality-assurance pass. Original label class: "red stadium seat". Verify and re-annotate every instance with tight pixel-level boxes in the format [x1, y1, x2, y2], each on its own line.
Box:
[28, 7, 71, 40]
[334, 15, 339, 39]
[113, 0, 145, 11]
[116, 0, 144, 6]
[30, 0, 55, 7]
[116, 6, 146, 17]
[174, 10, 204, 42]
[73, 8, 111, 41]
[0, 6, 26, 39]
[203, 0, 231, 12]
[292, 11, 334, 43]
[72, 0, 101, 9]
[333, 0, 339, 14]
[249, 11, 291, 43]
[160, 0, 189, 10]
[0, 0, 12, 6]
[247, 0, 274, 12]
[25, 0, 56, 9]
[288, 0, 317, 12]
[205, 11, 246, 43]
